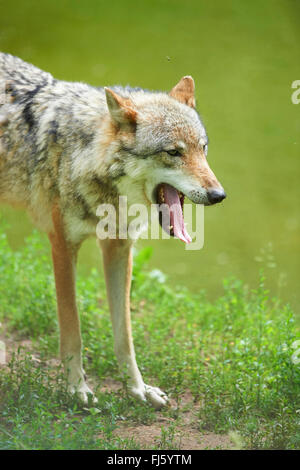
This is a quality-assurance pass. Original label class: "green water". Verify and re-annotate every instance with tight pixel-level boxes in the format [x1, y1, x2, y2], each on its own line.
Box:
[0, 0, 299, 314]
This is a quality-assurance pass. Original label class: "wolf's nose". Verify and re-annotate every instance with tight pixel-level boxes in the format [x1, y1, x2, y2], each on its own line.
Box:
[207, 188, 226, 204]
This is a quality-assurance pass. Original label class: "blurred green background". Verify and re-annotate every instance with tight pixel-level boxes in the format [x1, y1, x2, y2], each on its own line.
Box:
[0, 0, 299, 314]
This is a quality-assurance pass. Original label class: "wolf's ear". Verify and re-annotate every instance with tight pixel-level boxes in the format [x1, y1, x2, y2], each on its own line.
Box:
[105, 88, 137, 127]
[169, 76, 195, 108]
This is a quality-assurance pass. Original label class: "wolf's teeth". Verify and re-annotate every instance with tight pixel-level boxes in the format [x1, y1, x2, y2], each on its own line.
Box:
[159, 187, 164, 202]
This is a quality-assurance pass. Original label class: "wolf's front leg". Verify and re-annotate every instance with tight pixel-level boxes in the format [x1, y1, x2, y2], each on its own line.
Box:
[100, 238, 168, 409]
[49, 206, 96, 403]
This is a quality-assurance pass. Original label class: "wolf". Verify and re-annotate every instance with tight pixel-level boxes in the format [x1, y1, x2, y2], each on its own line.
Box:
[0, 53, 226, 408]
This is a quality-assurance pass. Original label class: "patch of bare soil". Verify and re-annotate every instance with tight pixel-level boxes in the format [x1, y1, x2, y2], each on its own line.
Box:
[0, 329, 40, 365]
[113, 391, 233, 450]
[0, 332, 233, 450]
[115, 423, 232, 450]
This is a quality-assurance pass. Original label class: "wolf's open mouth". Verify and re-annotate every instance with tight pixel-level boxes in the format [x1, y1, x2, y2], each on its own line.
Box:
[154, 183, 192, 244]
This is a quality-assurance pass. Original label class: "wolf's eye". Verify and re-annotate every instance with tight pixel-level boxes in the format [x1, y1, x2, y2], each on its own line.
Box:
[166, 149, 182, 157]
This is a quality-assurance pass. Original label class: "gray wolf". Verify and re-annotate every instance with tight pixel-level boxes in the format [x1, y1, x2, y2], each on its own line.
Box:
[0, 53, 225, 408]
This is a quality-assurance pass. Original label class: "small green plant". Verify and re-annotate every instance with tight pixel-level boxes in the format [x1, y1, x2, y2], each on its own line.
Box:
[156, 422, 180, 450]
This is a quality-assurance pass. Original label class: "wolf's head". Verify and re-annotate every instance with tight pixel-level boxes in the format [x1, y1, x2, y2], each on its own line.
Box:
[104, 77, 226, 243]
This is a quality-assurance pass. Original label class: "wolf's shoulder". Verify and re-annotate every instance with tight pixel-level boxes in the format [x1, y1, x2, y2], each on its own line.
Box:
[0, 53, 105, 116]
[0, 52, 53, 86]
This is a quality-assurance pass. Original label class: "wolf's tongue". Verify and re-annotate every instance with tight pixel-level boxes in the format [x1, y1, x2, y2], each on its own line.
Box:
[162, 183, 192, 244]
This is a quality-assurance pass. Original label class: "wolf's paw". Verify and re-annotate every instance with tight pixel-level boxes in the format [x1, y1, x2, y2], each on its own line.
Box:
[68, 382, 98, 405]
[129, 384, 169, 409]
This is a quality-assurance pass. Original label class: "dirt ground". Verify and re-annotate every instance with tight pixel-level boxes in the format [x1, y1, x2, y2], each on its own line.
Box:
[0, 331, 234, 450]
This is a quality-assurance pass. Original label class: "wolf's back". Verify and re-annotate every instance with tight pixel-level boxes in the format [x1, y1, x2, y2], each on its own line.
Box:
[0, 53, 107, 219]
[0, 54, 57, 208]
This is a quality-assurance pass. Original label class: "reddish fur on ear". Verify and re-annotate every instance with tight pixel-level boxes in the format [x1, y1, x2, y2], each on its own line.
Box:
[105, 88, 137, 126]
[169, 76, 196, 108]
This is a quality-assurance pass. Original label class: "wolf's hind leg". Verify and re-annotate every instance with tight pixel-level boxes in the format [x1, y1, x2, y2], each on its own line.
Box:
[100, 238, 168, 409]
[49, 205, 96, 404]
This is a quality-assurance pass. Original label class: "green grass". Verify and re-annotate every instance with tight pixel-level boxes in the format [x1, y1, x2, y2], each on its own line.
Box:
[0, 224, 299, 449]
